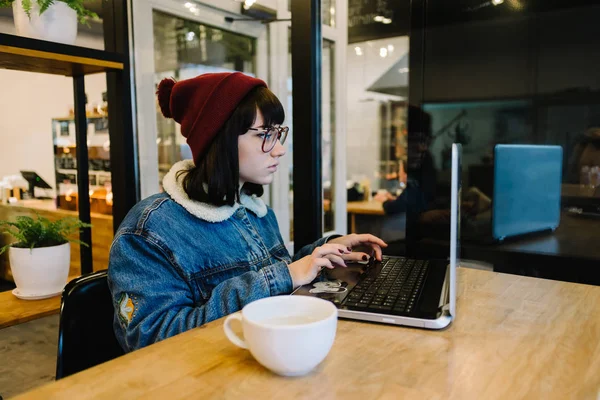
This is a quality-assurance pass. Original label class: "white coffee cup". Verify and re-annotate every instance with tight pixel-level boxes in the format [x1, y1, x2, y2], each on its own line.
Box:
[223, 295, 338, 376]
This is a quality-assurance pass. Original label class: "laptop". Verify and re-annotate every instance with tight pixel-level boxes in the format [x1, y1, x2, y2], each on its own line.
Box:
[465, 144, 562, 242]
[292, 143, 462, 329]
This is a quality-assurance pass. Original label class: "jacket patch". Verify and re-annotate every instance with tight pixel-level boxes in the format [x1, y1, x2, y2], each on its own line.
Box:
[118, 293, 135, 325]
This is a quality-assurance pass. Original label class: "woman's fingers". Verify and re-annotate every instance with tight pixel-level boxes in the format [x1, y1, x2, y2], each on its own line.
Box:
[324, 254, 347, 268]
[314, 237, 386, 264]
[343, 234, 386, 261]
[340, 251, 372, 263]
[314, 258, 334, 270]
[354, 234, 388, 248]
[368, 244, 383, 261]
[313, 244, 351, 258]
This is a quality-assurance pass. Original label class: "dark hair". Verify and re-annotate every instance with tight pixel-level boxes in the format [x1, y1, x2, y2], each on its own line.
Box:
[407, 105, 432, 140]
[176, 86, 285, 206]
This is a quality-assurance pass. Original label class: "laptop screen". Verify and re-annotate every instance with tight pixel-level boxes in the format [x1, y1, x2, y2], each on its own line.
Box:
[449, 144, 462, 317]
[456, 147, 462, 264]
[492, 144, 562, 240]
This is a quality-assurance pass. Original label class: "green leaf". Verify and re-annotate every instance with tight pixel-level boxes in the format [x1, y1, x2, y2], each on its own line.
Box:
[38, 0, 55, 15]
[0, 213, 92, 251]
[1, 0, 103, 24]
[21, 0, 32, 17]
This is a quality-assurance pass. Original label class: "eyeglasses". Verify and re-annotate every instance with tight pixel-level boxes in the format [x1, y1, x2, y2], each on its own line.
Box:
[248, 126, 289, 153]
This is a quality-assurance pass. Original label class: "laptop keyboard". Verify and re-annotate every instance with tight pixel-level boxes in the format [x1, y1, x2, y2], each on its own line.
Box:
[342, 257, 429, 315]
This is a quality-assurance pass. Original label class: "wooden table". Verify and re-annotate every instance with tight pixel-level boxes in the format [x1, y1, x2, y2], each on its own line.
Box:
[457, 211, 600, 285]
[347, 200, 385, 233]
[562, 183, 598, 198]
[0, 274, 79, 329]
[0, 290, 61, 329]
[15, 268, 600, 399]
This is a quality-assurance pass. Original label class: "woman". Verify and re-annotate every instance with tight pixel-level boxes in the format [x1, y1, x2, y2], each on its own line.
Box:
[108, 72, 387, 352]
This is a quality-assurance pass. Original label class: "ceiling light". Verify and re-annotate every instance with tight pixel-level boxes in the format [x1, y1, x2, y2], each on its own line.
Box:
[492, 0, 504, 4]
[379, 47, 388, 58]
[186, 31, 195, 41]
[354, 46, 363, 56]
[330, 7, 335, 15]
[382, 18, 392, 24]
[387, 44, 394, 52]
[184, 2, 193, 8]
[244, 0, 256, 9]
[374, 16, 384, 22]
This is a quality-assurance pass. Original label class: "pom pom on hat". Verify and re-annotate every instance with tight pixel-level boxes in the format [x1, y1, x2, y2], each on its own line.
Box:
[157, 78, 176, 119]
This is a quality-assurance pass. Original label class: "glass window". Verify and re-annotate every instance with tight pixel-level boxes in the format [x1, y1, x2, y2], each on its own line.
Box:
[286, 0, 336, 26]
[346, 36, 409, 242]
[286, 35, 336, 239]
[413, 1, 600, 268]
[286, 28, 294, 241]
[322, 0, 336, 27]
[152, 11, 257, 189]
[322, 39, 335, 232]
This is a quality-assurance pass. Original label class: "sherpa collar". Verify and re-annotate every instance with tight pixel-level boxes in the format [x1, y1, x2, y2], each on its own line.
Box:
[162, 160, 268, 223]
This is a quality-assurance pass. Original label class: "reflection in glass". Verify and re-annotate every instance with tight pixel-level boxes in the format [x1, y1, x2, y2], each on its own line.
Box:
[411, 1, 600, 269]
[322, 0, 336, 27]
[287, 0, 336, 25]
[346, 36, 408, 247]
[286, 28, 294, 241]
[286, 37, 336, 238]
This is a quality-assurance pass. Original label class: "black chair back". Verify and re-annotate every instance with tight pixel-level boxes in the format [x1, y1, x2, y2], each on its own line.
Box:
[56, 270, 124, 379]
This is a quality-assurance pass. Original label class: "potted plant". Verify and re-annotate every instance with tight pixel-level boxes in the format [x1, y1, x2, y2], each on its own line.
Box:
[0, 0, 99, 45]
[0, 214, 91, 300]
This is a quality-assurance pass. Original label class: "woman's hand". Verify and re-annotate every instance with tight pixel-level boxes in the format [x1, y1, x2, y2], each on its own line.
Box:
[287, 243, 351, 288]
[327, 234, 388, 261]
[374, 191, 396, 203]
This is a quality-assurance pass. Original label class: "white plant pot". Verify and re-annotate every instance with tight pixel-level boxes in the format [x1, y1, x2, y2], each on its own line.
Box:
[12, 0, 78, 45]
[9, 242, 70, 297]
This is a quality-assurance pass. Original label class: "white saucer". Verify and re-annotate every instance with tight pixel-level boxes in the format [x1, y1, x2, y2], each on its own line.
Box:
[12, 288, 62, 300]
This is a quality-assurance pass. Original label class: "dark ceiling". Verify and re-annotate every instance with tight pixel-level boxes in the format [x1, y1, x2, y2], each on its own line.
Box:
[349, 0, 600, 44]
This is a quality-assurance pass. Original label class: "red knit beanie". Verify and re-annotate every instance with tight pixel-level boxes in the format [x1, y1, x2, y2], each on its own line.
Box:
[156, 72, 267, 165]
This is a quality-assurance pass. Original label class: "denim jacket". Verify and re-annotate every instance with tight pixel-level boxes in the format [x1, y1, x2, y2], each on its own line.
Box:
[108, 160, 336, 352]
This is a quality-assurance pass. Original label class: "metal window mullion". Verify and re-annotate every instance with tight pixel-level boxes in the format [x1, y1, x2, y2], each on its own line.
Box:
[73, 75, 93, 275]
[104, 0, 140, 231]
[291, 0, 322, 252]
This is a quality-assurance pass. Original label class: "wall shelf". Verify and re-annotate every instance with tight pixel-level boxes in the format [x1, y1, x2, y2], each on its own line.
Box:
[0, 33, 123, 76]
